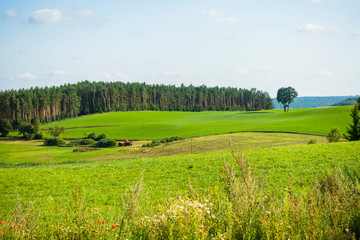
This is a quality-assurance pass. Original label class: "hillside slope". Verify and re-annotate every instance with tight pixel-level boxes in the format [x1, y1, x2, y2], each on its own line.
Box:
[41, 106, 352, 139]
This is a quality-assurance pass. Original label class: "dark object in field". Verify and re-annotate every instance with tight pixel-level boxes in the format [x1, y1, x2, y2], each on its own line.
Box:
[118, 140, 132, 147]
[73, 148, 101, 152]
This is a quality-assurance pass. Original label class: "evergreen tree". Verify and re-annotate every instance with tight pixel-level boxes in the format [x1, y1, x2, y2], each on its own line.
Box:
[344, 103, 360, 141]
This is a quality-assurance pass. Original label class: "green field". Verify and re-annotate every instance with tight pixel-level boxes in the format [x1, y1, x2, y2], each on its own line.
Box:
[1, 106, 359, 239]
[0, 132, 326, 166]
[1, 141, 359, 219]
[40, 106, 352, 139]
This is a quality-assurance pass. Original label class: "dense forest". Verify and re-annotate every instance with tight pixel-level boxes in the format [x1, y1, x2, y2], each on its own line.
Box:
[0, 81, 273, 124]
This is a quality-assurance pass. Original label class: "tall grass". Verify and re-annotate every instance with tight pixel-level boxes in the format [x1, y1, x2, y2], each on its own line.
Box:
[1, 151, 360, 239]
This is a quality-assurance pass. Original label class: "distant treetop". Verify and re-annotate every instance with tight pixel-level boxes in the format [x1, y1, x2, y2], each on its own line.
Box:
[0, 81, 274, 123]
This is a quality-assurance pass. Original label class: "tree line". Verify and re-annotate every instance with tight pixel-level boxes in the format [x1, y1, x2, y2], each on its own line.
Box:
[0, 81, 273, 124]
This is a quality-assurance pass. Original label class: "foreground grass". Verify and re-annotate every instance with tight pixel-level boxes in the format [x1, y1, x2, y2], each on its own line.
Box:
[0, 132, 326, 165]
[1, 141, 359, 220]
[39, 106, 352, 139]
[1, 141, 360, 239]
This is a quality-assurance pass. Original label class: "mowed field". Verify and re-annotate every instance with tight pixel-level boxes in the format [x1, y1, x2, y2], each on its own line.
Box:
[0, 132, 326, 166]
[41, 106, 352, 139]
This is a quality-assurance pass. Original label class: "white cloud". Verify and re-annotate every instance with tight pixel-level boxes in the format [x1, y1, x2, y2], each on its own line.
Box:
[297, 23, 340, 34]
[355, 30, 360, 36]
[162, 71, 188, 78]
[17, 72, 37, 80]
[29, 9, 62, 24]
[74, 9, 94, 17]
[310, 0, 340, 4]
[235, 68, 249, 75]
[52, 70, 69, 76]
[5, 9, 19, 19]
[213, 17, 238, 23]
[310, 0, 324, 3]
[70, 55, 82, 60]
[102, 72, 128, 81]
[317, 71, 334, 77]
[203, 10, 253, 29]
[203, 10, 218, 17]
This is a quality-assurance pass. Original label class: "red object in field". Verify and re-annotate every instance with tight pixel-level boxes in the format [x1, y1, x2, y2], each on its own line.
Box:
[118, 142, 124, 147]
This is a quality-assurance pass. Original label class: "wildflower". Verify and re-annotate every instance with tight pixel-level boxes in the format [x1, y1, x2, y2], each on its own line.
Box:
[89, 227, 92, 230]
[0, 231, 3, 234]
[291, 202, 295, 206]
[94, 220, 99, 223]
[0, 221, 5, 225]
[112, 225, 116, 229]
[281, 198, 284, 201]
[101, 221, 105, 225]
[14, 226, 17, 230]
[290, 198, 293, 202]
[265, 211, 271, 214]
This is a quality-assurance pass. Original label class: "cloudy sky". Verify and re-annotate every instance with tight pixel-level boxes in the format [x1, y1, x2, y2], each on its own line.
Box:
[1, 0, 359, 97]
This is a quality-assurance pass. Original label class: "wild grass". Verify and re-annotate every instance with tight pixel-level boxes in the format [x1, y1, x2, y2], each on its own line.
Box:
[1, 143, 360, 239]
[39, 106, 352, 139]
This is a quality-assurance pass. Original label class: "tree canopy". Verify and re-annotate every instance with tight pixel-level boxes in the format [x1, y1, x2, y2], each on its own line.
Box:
[0, 81, 274, 123]
[276, 87, 298, 112]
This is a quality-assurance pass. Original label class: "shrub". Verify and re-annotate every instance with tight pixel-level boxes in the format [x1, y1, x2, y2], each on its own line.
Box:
[308, 138, 317, 144]
[327, 127, 342, 143]
[19, 122, 37, 139]
[79, 138, 96, 146]
[44, 137, 65, 146]
[95, 138, 117, 147]
[68, 139, 82, 146]
[87, 132, 97, 140]
[142, 140, 161, 148]
[0, 119, 12, 137]
[95, 133, 106, 141]
[49, 126, 65, 137]
[32, 132, 45, 140]
[144, 136, 184, 147]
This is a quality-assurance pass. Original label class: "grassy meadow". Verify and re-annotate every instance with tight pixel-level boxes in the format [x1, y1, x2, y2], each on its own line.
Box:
[0, 132, 326, 166]
[40, 106, 352, 139]
[1, 106, 360, 239]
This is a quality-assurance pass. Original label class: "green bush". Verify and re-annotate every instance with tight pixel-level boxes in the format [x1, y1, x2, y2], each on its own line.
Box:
[87, 132, 97, 140]
[95, 138, 117, 147]
[44, 137, 65, 146]
[308, 138, 317, 144]
[143, 140, 161, 148]
[145, 136, 184, 147]
[327, 127, 342, 143]
[68, 139, 82, 146]
[79, 138, 96, 145]
[32, 132, 45, 140]
[95, 133, 106, 141]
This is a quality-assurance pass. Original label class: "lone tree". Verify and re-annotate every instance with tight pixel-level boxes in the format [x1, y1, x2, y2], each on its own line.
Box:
[344, 103, 360, 141]
[276, 87, 298, 112]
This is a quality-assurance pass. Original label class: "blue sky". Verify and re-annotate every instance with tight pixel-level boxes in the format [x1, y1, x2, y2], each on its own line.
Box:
[0, 0, 359, 97]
